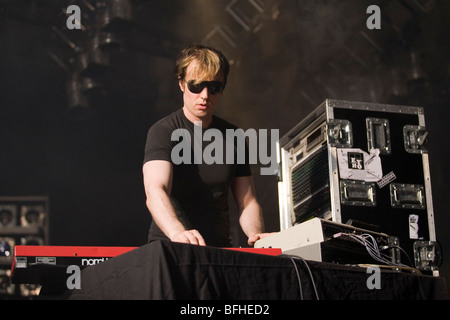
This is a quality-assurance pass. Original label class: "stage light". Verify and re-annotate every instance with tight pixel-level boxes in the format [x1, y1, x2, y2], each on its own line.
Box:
[0, 269, 15, 296]
[0, 205, 16, 228]
[0, 197, 48, 298]
[77, 33, 111, 79]
[20, 205, 45, 228]
[81, 76, 108, 98]
[20, 284, 41, 298]
[96, 0, 135, 34]
[0, 237, 14, 258]
[20, 236, 44, 246]
[97, 31, 124, 52]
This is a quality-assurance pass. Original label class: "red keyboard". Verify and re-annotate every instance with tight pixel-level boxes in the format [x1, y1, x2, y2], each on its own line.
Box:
[10, 245, 281, 284]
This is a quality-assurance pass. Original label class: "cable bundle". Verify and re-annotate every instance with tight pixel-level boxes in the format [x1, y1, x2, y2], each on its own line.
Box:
[334, 232, 408, 267]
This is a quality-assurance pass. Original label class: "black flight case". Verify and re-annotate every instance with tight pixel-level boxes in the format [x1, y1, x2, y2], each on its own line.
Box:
[277, 99, 439, 275]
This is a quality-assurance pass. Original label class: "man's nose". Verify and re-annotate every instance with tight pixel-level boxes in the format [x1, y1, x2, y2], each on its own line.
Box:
[200, 86, 209, 99]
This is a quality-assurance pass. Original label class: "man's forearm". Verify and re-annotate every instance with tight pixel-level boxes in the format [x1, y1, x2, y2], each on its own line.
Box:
[239, 199, 264, 238]
[146, 187, 186, 239]
[146, 188, 206, 245]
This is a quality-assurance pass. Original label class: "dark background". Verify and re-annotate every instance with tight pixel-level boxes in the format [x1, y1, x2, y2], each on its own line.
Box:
[1, 0, 449, 282]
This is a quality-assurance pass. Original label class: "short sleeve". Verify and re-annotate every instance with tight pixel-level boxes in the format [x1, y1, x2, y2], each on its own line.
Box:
[143, 122, 174, 164]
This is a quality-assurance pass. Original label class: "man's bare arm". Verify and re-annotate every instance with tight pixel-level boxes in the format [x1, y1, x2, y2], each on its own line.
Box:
[231, 176, 267, 246]
[143, 160, 205, 245]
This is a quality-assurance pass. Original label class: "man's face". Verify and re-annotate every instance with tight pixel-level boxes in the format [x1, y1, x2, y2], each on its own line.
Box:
[179, 60, 224, 127]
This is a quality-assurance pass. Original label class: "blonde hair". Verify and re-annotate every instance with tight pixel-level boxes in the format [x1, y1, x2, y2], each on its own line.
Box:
[176, 44, 229, 86]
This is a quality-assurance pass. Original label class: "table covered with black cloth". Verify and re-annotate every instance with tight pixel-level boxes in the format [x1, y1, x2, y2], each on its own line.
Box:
[63, 240, 449, 300]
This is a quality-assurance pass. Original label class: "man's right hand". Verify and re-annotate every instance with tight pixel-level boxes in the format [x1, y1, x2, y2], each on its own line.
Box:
[170, 229, 206, 246]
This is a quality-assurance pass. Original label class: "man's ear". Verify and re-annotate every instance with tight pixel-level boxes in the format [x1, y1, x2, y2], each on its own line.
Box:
[178, 79, 185, 92]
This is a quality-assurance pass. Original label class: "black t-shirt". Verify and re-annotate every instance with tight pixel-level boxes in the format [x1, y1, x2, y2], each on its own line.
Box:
[143, 109, 252, 247]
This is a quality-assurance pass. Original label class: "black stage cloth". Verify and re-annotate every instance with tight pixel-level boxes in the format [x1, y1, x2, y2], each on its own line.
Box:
[63, 240, 449, 300]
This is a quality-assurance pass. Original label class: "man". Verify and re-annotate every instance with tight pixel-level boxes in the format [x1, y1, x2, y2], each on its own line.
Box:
[143, 44, 268, 247]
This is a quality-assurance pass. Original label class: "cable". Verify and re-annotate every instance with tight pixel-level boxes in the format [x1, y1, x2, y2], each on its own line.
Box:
[287, 255, 319, 300]
[289, 257, 303, 300]
[381, 245, 414, 267]
[334, 232, 410, 268]
[300, 258, 319, 300]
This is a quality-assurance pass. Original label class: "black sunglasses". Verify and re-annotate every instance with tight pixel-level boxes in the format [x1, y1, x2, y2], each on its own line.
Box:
[186, 80, 225, 95]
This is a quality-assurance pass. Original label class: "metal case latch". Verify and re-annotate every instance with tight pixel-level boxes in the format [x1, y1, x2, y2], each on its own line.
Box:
[403, 125, 428, 154]
[327, 119, 353, 148]
[413, 241, 441, 271]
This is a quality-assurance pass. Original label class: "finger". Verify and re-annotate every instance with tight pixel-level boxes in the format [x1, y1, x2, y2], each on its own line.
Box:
[248, 234, 261, 246]
[172, 232, 191, 244]
[183, 231, 199, 245]
[191, 229, 206, 246]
